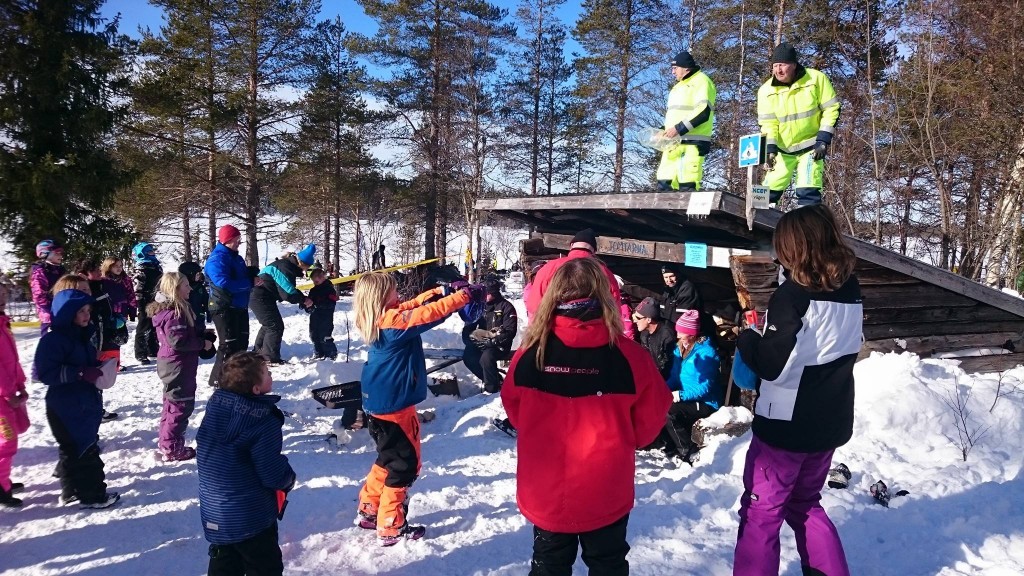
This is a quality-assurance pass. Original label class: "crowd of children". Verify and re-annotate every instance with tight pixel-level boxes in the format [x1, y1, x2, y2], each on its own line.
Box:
[4, 206, 861, 575]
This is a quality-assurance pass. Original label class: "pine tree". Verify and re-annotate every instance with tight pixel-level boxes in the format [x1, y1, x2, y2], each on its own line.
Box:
[0, 0, 133, 261]
[217, 0, 320, 265]
[573, 0, 672, 193]
[500, 0, 573, 196]
[282, 17, 380, 273]
[352, 0, 513, 259]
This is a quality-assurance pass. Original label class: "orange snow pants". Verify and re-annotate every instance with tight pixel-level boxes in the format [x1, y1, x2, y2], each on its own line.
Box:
[357, 405, 421, 537]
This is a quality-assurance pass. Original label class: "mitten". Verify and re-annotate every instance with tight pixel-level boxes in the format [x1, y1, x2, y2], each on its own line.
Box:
[464, 284, 486, 303]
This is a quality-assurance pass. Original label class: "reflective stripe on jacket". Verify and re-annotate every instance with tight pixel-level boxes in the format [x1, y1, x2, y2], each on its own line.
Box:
[664, 69, 716, 143]
[757, 67, 840, 154]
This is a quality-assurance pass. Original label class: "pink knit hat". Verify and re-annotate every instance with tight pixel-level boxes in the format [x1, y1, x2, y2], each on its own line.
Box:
[674, 309, 700, 335]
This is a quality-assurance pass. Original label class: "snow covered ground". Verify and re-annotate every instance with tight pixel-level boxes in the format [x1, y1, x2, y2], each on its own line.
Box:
[2, 296, 1023, 575]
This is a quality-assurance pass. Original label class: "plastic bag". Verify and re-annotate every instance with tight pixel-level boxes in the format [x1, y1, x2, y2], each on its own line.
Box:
[731, 348, 759, 391]
[637, 127, 681, 151]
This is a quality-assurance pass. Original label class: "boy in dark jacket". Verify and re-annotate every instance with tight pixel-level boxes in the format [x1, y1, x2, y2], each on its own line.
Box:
[250, 246, 314, 364]
[178, 261, 211, 328]
[198, 352, 295, 576]
[132, 242, 163, 364]
[34, 289, 120, 509]
[304, 268, 338, 360]
[461, 280, 517, 393]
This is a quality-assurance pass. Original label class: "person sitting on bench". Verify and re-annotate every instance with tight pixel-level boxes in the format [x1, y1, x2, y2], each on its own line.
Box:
[664, 309, 723, 462]
[462, 280, 518, 393]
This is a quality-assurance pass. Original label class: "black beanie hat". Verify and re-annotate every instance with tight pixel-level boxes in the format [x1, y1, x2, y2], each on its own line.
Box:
[671, 50, 697, 69]
[570, 228, 597, 251]
[484, 280, 502, 297]
[771, 42, 799, 64]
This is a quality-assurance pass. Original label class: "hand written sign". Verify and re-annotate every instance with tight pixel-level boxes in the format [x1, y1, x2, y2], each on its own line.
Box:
[597, 237, 656, 259]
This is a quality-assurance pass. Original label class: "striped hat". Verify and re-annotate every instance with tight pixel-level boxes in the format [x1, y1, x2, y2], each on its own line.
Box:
[674, 309, 700, 335]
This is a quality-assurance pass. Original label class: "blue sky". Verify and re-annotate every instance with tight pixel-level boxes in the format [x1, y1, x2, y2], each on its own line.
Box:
[98, 0, 585, 52]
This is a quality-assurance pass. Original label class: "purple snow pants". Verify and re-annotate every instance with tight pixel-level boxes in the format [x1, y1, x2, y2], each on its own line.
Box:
[733, 435, 850, 576]
[158, 399, 195, 456]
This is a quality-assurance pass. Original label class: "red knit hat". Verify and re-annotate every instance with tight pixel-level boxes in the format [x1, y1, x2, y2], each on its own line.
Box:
[674, 309, 700, 335]
[218, 224, 241, 244]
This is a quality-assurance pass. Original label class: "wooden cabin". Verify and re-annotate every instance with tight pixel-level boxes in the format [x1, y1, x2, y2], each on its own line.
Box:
[475, 191, 1024, 374]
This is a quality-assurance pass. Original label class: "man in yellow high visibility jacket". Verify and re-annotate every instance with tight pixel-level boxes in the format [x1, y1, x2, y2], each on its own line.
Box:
[657, 50, 716, 191]
[757, 43, 840, 206]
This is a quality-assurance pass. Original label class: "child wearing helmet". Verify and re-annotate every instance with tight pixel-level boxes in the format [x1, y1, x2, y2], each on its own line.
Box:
[132, 242, 163, 365]
[30, 240, 67, 335]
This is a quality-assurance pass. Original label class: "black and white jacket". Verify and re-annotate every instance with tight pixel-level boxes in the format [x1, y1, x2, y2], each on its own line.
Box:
[737, 273, 863, 452]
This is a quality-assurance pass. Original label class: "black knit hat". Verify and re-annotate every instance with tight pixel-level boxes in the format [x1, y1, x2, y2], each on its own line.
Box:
[570, 228, 597, 251]
[671, 50, 697, 69]
[484, 280, 502, 297]
[634, 297, 661, 320]
[771, 42, 799, 64]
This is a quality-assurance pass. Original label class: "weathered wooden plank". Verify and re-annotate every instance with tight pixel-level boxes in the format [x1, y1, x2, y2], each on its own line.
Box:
[951, 353, 1024, 374]
[861, 285, 976, 309]
[542, 232, 749, 267]
[854, 265, 921, 286]
[862, 331, 1024, 356]
[863, 320, 1024, 340]
[845, 236, 1024, 318]
[477, 191, 726, 212]
[863, 305, 1020, 325]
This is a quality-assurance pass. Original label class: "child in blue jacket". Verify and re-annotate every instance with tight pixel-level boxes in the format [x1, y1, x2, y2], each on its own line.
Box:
[198, 351, 295, 575]
[34, 289, 120, 509]
[663, 309, 722, 461]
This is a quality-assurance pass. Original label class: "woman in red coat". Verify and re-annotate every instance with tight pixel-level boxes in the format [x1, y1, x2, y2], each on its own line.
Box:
[502, 257, 671, 576]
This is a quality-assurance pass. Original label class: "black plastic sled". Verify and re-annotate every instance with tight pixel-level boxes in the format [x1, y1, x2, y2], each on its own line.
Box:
[311, 380, 363, 409]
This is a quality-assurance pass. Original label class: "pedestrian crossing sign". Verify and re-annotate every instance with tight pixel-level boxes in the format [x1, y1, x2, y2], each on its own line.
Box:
[738, 133, 765, 168]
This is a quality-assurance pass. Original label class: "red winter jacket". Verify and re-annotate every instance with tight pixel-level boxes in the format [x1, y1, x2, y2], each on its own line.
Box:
[501, 315, 671, 533]
[525, 249, 621, 318]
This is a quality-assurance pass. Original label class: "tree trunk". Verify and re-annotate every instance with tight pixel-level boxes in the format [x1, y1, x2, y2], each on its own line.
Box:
[182, 204, 193, 262]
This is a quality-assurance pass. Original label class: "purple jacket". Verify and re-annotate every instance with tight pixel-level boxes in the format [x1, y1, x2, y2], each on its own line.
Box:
[152, 306, 204, 401]
[30, 261, 67, 324]
[104, 273, 136, 315]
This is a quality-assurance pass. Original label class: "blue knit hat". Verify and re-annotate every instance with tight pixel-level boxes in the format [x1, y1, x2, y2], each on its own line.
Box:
[297, 244, 316, 266]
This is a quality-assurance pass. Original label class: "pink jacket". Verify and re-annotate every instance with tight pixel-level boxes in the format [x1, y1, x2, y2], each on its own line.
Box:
[0, 315, 29, 435]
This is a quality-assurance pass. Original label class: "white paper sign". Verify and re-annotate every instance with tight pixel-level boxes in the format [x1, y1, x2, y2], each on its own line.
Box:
[751, 186, 771, 209]
[686, 191, 715, 216]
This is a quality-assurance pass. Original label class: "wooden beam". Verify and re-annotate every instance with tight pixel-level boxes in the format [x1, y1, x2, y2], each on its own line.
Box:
[863, 305, 1019, 325]
[950, 353, 1024, 374]
[862, 331, 1024, 356]
[864, 320, 1024, 340]
[477, 191, 726, 212]
[541, 232, 757, 267]
[846, 236, 1024, 318]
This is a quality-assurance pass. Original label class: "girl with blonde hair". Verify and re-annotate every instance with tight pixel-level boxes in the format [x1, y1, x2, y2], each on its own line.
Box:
[148, 272, 213, 461]
[353, 272, 483, 546]
[501, 257, 671, 575]
[733, 204, 862, 576]
[101, 256, 137, 322]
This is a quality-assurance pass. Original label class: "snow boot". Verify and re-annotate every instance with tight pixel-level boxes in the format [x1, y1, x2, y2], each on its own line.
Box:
[870, 480, 890, 507]
[827, 463, 851, 489]
[0, 487, 22, 508]
[58, 493, 79, 506]
[357, 510, 376, 530]
[492, 417, 516, 438]
[101, 410, 119, 422]
[79, 492, 120, 510]
[380, 523, 426, 547]
[161, 447, 197, 462]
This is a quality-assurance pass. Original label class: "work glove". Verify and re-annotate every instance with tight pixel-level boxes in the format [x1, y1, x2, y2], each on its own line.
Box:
[469, 328, 494, 349]
[464, 283, 486, 303]
[812, 141, 828, 161]
[127, 307, 137, 322]
[763, 152, 777, 171]
[80, 366, 104, 384]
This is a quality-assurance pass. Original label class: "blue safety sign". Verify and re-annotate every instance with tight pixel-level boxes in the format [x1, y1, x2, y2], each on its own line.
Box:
[738, 133, 766, 168]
